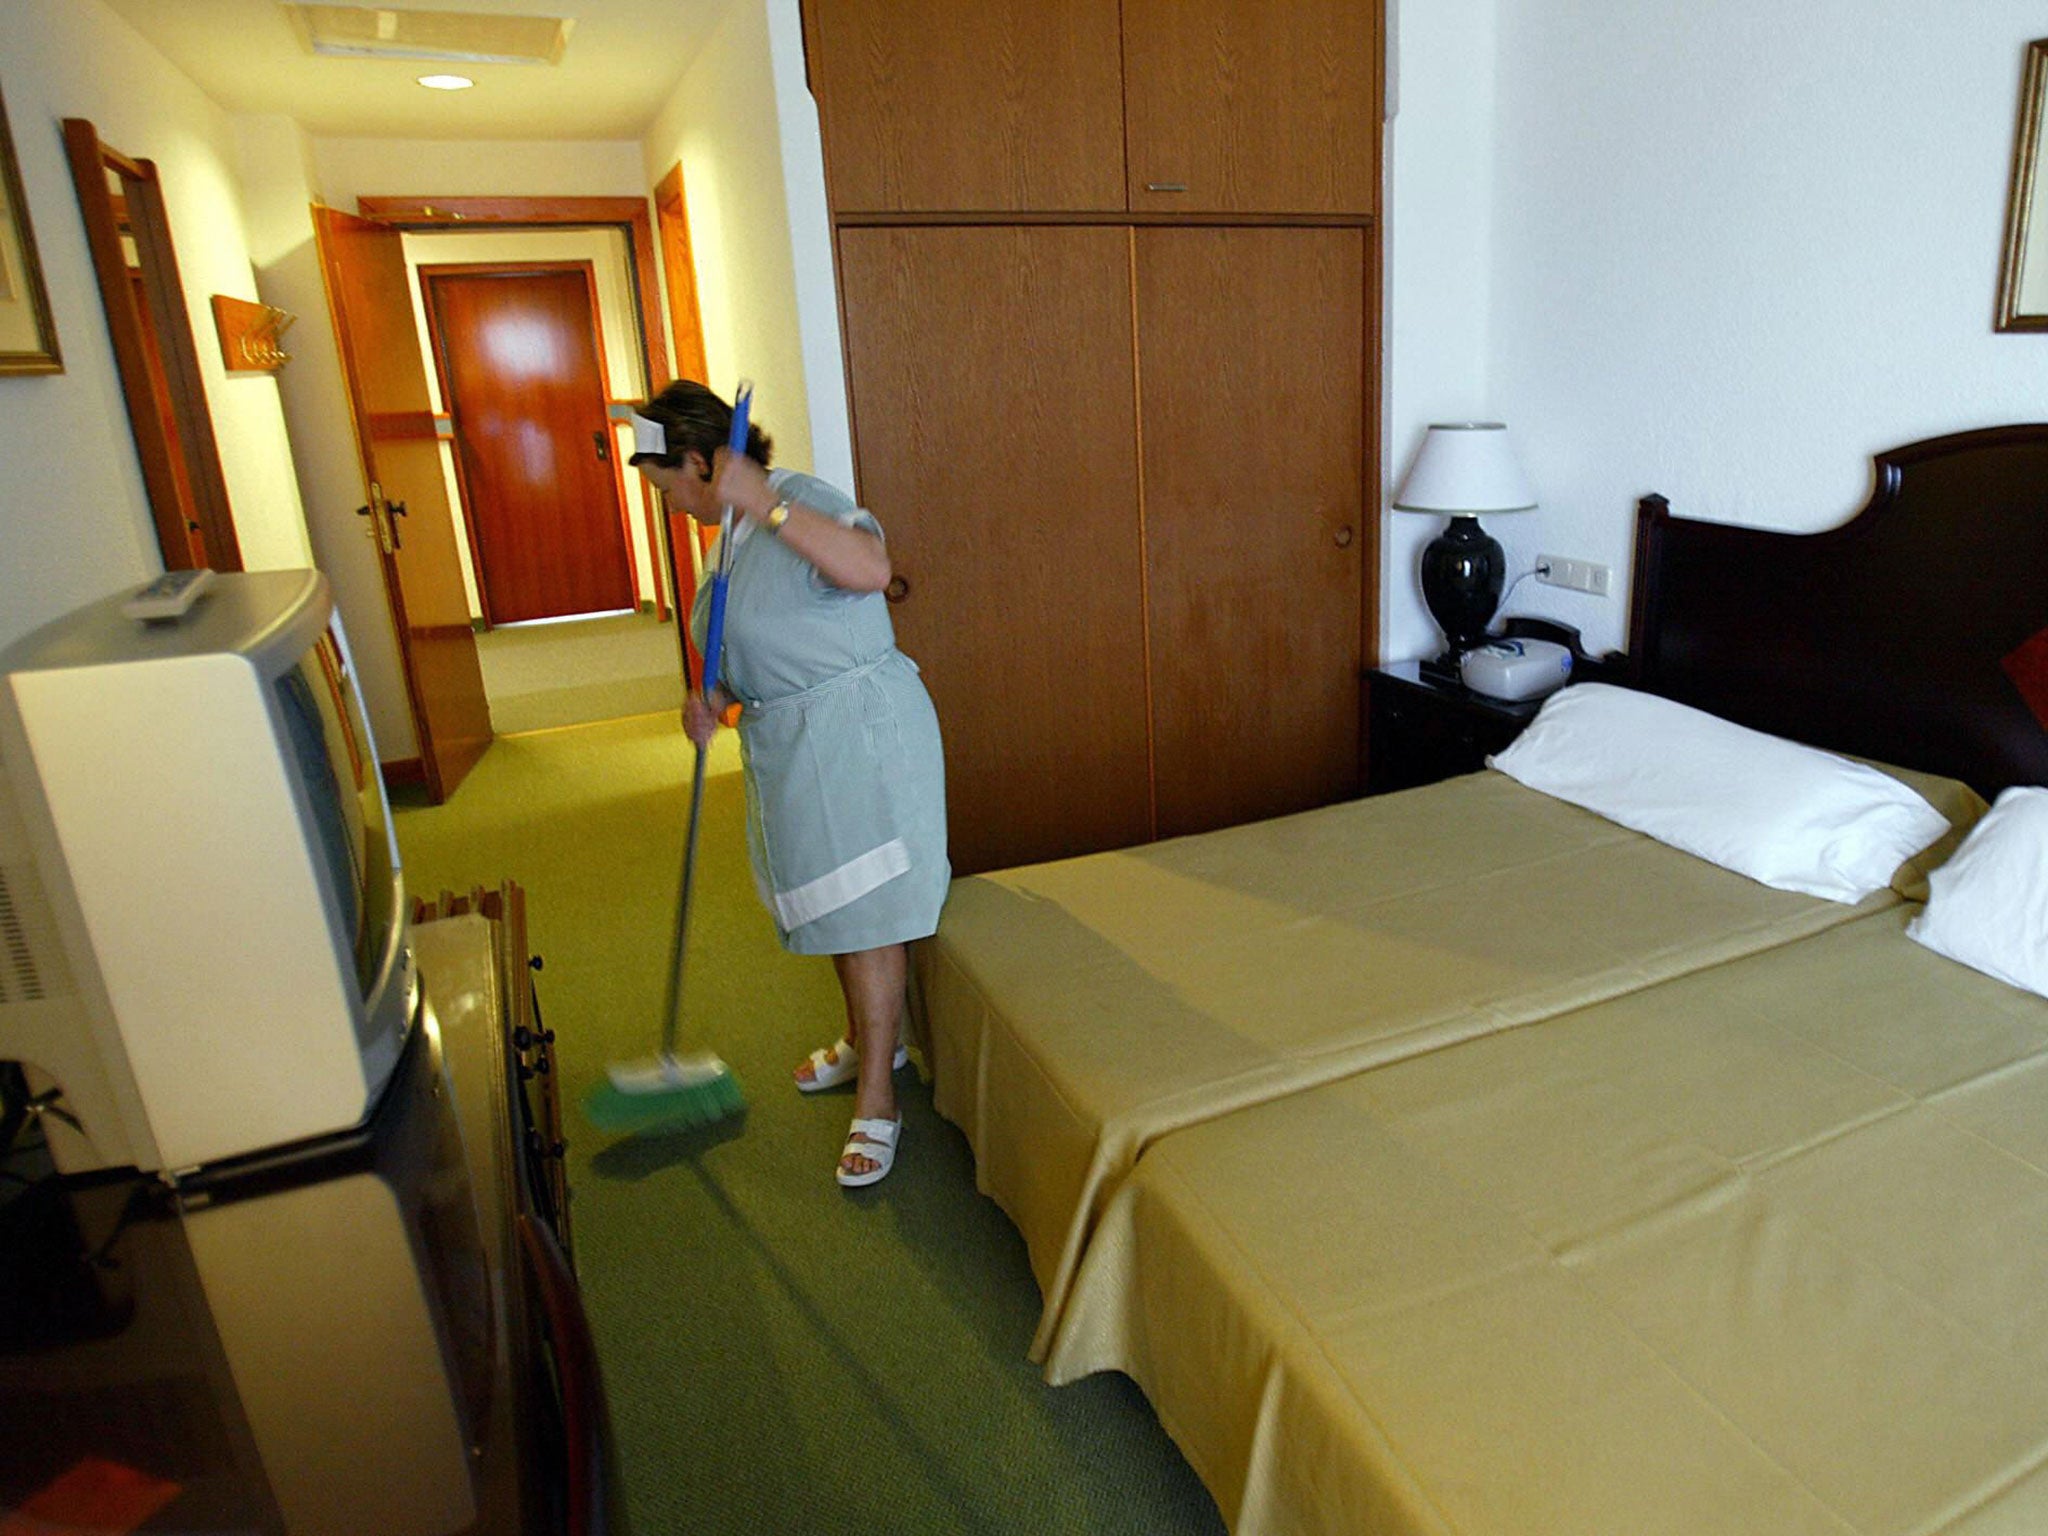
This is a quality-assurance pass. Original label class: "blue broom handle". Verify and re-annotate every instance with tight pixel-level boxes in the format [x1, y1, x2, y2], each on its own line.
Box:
[664, 380, 752, 1056]
[702, 574, 730, 701]
[698, 380, 752, 702]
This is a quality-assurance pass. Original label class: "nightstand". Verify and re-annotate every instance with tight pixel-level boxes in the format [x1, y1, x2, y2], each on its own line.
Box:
[1364, 662, 1547, 795]
[1365, 621, 1624, 795]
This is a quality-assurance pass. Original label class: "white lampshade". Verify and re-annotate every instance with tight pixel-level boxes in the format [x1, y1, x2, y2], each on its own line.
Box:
[1392, 422, 1537, 514]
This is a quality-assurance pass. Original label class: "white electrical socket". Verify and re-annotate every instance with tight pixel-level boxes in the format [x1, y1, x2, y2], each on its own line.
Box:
[1536, 555, 1611, 597]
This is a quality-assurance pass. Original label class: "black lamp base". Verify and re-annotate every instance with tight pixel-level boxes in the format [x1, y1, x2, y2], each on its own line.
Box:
[1418, 650, 1468, 688]
[1419, 514, 1506, 662]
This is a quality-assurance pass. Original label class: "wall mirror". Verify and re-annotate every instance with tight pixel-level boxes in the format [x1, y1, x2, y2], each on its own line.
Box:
[1996, 39, 2048, 332]
[62, 118, 241, 569]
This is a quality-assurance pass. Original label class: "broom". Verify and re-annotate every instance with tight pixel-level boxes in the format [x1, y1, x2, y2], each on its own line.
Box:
[582, 382, 754, 1134]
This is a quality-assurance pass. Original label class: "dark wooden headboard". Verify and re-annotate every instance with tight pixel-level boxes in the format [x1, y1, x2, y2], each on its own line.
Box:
[1628, 424, 2048, 797]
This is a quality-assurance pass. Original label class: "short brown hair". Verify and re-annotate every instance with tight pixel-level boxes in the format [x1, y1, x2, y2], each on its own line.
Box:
[630, 379, 773, 471]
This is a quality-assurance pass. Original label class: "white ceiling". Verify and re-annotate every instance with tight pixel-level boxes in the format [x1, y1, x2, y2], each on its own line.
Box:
[100, 0, 736, 140]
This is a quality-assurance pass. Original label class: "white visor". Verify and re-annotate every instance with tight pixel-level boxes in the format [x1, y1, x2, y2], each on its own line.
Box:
[630, 412, 667, 457]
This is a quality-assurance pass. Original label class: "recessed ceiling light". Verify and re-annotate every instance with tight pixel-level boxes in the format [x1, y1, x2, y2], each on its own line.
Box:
[418, 74, 474, 91]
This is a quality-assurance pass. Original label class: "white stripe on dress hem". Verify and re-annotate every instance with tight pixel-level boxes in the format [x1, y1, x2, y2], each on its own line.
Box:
[773, 838, 911, 932]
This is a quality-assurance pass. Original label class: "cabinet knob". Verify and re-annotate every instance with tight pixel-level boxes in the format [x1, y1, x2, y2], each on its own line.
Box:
[884, 575, 910, 605]
[1334, 524, 1355, 549]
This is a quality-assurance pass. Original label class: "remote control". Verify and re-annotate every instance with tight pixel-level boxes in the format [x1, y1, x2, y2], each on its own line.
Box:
[122, 567, 215, 621]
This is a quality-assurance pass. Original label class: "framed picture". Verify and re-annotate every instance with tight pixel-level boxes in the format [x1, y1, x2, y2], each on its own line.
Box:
[0, 82, 61, 374]
[1996, 39, 2048, 332]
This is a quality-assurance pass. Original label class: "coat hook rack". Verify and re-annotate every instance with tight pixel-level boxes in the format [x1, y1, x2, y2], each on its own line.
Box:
[211, 295, 295, 372]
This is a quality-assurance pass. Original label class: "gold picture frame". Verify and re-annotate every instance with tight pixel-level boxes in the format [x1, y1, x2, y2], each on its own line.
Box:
[0, 82, 61, 373]
[1996, 39, 2048, 332]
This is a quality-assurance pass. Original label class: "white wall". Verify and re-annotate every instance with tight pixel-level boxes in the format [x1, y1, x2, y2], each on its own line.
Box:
[1479, 1, 2048, 656]
[0, 0, 309, 652]
[235, 116, 419, 755]
[766, 0, 853, 490]
[1381, 0, 1501, 661]
[310, 137, 646, 212]
[643, 0, 824, 479]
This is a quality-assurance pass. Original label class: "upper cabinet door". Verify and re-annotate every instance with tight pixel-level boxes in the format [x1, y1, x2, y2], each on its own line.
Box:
[1123, 0, 1379, 215]
[804, 0, 1126, 213]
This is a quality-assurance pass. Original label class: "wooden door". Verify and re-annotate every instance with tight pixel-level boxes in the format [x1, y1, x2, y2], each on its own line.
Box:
[422, 265, 634, 625]
[1137, 227, 1367, 836]
[837, 226, 1151, 873]
[313, 206, 493, 804]
[803, 0, 1125, 213]
[1123, 0, 1379, 215]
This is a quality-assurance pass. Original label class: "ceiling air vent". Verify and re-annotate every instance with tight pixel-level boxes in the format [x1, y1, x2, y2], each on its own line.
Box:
[281, 5, 573, 66]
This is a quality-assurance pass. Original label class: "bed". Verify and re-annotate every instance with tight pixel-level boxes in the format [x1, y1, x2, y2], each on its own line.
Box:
[910, 424, 2048, 1530]
[916, 758, 1976, 1358]
[1043, 904, 2048, 1534]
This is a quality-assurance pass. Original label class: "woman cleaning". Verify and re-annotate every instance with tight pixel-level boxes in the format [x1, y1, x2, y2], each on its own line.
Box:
[629, 380, 949, 1187]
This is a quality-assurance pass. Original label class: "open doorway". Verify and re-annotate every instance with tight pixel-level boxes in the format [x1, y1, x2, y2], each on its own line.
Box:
[341, 196, 697, 735]
[420, 261, 636, 626]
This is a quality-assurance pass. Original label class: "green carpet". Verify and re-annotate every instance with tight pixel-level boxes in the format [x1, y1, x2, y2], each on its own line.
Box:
[393, 715, 1226, 1536]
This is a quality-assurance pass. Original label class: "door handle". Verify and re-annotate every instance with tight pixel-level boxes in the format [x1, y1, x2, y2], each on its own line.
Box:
[385, 500, 406, 551]
[884, 575, 909, 605]
[1334, 524, 1355, 549]
[593, 430, 610, 463]
[358, 505, 394, 554]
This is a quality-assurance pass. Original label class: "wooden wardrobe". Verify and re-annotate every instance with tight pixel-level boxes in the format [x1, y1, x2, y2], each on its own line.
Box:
[802, 0, 1382, 875]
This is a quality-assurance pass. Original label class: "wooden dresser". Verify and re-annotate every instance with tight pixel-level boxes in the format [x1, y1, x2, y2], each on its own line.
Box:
[803, 0, 1384, 873]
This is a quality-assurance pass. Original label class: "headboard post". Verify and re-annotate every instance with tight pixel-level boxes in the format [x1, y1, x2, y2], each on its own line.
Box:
[1625, 493, 1672, 687]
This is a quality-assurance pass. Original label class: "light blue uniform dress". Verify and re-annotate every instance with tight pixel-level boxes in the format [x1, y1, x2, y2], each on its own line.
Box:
[689, 469, 949, 956]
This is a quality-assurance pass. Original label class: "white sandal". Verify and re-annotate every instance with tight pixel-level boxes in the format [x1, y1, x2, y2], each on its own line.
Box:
[795, 1036, 908, 1093]
[836, 1116, 901, 1188]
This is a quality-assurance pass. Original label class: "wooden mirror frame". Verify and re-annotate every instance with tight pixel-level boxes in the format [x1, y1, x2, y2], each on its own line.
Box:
[0, 84, 61, 375]
[62, 118, 241, 570]
[1995, 39, 2048, 332]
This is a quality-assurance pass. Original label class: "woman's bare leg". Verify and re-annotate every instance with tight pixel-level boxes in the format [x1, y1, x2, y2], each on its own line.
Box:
[833, 943, 907, 1179]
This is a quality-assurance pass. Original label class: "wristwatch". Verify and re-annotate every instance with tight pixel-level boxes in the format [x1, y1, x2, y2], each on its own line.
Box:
[765, 498, 792, 533]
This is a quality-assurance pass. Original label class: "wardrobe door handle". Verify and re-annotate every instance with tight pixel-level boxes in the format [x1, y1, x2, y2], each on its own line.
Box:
[884, 575, 909, 605]
[1334, 524, 1355, 549]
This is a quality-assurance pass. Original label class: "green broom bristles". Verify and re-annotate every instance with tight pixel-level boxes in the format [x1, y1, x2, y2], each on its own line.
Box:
[582, 1065, 747, 1134]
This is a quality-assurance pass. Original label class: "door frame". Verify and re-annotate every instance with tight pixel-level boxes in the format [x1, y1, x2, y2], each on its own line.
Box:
[355, 196, 673, 617]
[62, 118, 242, 573]
[417, 259, 637, 629]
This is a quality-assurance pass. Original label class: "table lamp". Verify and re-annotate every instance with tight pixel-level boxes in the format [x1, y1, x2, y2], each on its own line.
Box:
[1392, 422, 1537, 682]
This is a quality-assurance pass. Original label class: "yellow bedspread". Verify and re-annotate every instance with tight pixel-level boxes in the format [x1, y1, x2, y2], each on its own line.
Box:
[913, 770, 1961, 1358]
[1045, 908, 2048, 1535]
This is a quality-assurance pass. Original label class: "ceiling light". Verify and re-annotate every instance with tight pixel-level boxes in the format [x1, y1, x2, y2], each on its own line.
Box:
[417, 74, 474, 90]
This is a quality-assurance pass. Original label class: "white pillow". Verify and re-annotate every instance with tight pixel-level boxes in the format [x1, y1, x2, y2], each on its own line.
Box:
[1487, 683, 1952, 903]
[1907, 786, 2048, 998]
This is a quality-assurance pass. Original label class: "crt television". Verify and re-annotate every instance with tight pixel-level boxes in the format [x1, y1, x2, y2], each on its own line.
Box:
[0, 569, 416, 1178]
